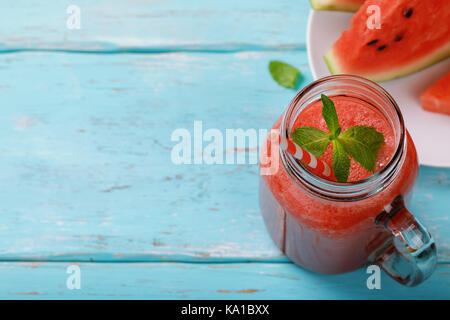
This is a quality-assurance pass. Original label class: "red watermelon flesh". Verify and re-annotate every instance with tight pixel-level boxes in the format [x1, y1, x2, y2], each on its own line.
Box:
[325, 0, 450, 82]
[420, 72, 450, 116]
[310, 0, 365, 12]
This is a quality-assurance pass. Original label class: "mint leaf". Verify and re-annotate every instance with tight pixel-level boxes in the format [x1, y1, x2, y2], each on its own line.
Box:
[269, 61, 300, 89]
[321, 94, 340, 137]
[291, 126, 330, 157]
[337, 125, 385, 172]
[332, 140, 350, 183]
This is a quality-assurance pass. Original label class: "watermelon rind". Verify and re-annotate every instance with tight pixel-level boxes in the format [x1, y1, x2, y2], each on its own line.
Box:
[324, 52, 338, 76]
[324, 42, 450, 82]
[309, 0, 361, 12]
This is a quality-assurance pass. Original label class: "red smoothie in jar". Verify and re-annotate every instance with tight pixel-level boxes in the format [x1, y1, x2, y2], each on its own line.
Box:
[293, 96, 396, 182]
[259, 81, 419, 274]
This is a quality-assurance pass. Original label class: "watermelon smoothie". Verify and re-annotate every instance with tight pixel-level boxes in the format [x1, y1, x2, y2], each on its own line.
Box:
[293, 95, 396, 182]
[260, 76, 436, 285]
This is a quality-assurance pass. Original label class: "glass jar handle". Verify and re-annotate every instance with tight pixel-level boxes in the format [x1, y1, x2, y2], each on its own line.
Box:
[373, 196, 437, 286]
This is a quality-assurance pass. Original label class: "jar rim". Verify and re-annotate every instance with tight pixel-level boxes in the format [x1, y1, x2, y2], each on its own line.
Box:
[279, 75, 406, 201]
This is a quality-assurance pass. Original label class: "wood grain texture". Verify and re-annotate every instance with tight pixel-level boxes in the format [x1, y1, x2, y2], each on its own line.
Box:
[0, 0, 308, 52]
[1, 262, 449, 299]
[0, 51, 448, 263]
[0, 0, 448, 299]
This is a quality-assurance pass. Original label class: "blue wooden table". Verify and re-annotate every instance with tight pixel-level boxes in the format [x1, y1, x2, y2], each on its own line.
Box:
[0, 0, 448, 299]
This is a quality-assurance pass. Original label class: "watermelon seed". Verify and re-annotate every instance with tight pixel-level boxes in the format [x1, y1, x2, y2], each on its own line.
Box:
[377, 45, 387, 51]
[403, 8, 413, 18]
[367, 40, 378, 46]
[394, 35, 403, 42]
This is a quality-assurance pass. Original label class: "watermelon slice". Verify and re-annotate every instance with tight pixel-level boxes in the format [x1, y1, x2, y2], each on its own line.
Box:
[310, 0, 365, 12]
[325, 0, 450, 82]
[420, 72, 450, 116]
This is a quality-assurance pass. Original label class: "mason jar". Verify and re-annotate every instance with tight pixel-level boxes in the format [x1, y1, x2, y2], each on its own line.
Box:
[259, 75, 436, 286]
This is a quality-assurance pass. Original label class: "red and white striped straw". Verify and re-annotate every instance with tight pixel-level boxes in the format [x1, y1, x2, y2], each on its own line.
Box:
[279, 135, 332, 179]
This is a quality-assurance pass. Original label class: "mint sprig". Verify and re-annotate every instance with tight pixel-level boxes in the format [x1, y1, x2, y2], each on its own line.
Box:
[291, 94, 385, 183]
[268, 61, 301, 89]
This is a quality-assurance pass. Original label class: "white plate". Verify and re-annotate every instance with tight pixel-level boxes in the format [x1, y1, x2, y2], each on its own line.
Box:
[307, 10, 450, 167]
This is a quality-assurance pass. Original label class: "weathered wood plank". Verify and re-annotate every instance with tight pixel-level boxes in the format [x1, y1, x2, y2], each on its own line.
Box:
[1, 262, 448, 299]
[0, 51, 447, 262]
[0, 0, 309, 52]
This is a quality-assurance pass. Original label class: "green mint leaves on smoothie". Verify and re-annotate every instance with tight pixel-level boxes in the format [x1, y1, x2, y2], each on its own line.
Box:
[332, 139, 351, 183]
[321, 94, 340, 137]
[291, 94, 385, 183]
[268, 61, 301, 89]
[291, 126, 330, 157]
[338, 125, 385, 174]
